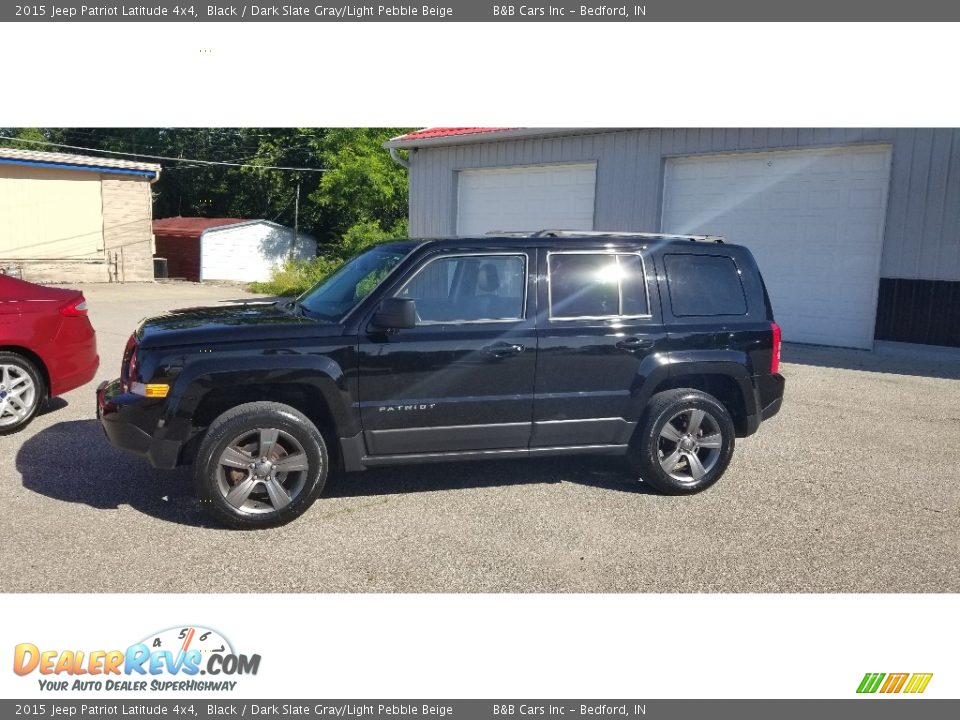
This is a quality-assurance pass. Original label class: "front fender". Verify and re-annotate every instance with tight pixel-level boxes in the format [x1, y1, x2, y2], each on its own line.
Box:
[161, 353, 358, 443]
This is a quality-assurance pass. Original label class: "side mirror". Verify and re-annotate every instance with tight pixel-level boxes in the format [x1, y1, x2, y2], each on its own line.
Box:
[371, 297, 416, 330]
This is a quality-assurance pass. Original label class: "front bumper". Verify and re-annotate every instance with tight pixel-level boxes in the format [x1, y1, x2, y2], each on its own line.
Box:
[96, 379, 183, 469]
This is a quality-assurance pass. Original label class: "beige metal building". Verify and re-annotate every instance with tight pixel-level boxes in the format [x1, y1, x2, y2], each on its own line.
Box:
[0, 147, 161, 283]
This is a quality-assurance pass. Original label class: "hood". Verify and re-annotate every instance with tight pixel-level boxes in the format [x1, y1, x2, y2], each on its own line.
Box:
[135, 301, 342, 349]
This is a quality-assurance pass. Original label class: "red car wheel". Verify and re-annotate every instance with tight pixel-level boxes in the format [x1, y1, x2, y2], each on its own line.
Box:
[0, 351, 44, 434]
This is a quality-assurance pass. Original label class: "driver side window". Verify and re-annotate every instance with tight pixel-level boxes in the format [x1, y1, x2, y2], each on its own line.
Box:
[395, 254, 526, 323]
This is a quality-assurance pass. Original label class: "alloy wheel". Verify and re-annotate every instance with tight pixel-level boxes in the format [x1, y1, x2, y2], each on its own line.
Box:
[215, 428, 313, 515]
[657, 408, 723, 484]
[0, 364, 37, 428]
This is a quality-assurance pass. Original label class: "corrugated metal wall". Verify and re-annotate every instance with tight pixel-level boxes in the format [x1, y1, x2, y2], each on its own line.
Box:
[408, 128, 960, 282]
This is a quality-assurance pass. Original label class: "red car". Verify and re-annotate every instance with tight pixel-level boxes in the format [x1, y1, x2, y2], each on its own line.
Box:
[0, 274, 99, 434]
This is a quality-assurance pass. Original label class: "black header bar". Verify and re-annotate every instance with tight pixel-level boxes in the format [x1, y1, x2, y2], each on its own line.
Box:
[4, 1, 960, 22]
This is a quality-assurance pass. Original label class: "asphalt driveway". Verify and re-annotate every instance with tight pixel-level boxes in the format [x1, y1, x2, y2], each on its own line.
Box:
[2, 282, 958, 592]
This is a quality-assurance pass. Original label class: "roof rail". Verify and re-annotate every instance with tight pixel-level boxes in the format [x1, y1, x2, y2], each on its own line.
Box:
[486, 229, 725, 243]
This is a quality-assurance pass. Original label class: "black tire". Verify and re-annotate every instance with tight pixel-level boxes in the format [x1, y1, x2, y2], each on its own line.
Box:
[195, 401, 328, 529]
[629, 389, 735, 495]
[0, 351, 45, 436]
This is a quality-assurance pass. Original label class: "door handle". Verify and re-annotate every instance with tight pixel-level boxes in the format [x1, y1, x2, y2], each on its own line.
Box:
[482, 342, 525, 358]
[615, 337, 654, 351]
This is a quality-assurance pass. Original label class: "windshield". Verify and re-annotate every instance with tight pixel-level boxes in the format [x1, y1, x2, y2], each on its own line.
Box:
[297, 244, 413, 321]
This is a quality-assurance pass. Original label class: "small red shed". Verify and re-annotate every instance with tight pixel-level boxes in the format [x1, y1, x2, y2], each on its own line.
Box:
[152, 217, 247, 281]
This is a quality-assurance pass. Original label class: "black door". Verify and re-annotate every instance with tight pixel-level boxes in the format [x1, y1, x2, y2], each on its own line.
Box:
[532, 248, 667, 447]
[357, 250, 537, 456]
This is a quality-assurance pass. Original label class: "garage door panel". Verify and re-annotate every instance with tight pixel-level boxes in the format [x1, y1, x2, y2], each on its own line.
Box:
[663, 145, 892, 349]
[849, 187, 887, 209]
[734, 158, 771, 177]
[809, 189, 844, 209]
[769, 190, 807, 210]
[457, 164, 596, 235]
[851, 151, 890, 172]
[711, 160, 739, 178]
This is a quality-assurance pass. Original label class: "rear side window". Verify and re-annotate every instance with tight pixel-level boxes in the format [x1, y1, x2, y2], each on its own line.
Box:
[548, 252, 650, 319]
[665, 254, 747, 317]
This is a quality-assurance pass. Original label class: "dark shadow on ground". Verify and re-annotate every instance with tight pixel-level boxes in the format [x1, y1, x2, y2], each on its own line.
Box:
[17, 419, 208, 528]
[37, 397, 68, 417]
[324, 454, 656, 500]
[18, 420, 653, 528]
[782, 341, 960, 381]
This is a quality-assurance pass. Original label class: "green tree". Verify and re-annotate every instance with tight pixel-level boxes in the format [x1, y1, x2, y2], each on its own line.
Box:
[0, 127, 49, 148]
[0, 127, 413, 289]
[313, 128, 413, 256]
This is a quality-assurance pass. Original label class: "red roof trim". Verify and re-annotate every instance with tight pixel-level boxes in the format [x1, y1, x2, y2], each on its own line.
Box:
[391, 128, 516, 142]
[152, 217, 248, 239]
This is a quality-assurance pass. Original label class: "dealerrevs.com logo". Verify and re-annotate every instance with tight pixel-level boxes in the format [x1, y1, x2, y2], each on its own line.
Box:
[13, 626, 261, 692]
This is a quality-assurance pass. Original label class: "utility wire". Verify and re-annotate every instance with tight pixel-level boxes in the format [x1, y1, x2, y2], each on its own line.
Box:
[0, 136, 328, 172]
[168, 145, 320, 171]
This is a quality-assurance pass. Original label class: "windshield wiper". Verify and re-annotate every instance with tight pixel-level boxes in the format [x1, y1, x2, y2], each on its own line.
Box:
[275, 298, 302, 314]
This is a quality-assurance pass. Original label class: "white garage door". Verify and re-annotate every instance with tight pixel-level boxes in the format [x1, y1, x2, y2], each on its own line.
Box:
[457, 163, 596, 236]
[663, 145, 892, 349]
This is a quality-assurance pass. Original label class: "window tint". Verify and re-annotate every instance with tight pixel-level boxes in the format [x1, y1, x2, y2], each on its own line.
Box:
[665, 254, 747, 317]
[619, 253, 649, 316]
[396, 254, 525, 323]
[548, 253, 649, 319]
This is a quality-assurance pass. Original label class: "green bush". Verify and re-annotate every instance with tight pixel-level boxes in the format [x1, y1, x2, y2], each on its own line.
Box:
[334, 218, 409, 260]
[249, 256, 342, 296]
[249, 219, 410, 297]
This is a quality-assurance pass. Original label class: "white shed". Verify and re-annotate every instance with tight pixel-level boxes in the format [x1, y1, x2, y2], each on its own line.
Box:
[199, 220, 317, 282]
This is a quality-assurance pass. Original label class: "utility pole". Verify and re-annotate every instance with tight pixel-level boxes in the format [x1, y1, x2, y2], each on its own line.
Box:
[290, 181, 300, 260]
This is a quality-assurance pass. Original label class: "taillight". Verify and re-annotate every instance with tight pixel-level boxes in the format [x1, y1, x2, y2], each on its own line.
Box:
[60, 296, 88, 317]
[771, 322, 782, 374]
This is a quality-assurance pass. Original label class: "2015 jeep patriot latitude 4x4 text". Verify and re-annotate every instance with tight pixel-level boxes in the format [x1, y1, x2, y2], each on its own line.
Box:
[97, 231, 785, 528]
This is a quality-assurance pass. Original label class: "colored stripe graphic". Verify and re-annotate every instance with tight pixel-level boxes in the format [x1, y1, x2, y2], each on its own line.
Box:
[904, 673, 933, 694]
[880, 673, 909, 693]
[857, 672, 933, 694]
[857, 673, 886, 693]
[857, 673, 885, 693]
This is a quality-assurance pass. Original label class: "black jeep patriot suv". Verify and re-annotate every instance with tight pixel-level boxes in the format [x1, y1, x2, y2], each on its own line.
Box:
[97, 231, 784, 528]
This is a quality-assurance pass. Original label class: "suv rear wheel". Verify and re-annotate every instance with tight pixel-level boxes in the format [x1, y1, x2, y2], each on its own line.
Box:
[195, 402, 328, 529]
[630, 389, 735, 494]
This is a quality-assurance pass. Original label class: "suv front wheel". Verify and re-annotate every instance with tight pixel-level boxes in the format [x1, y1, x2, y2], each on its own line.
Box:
[630, 389, 735, 494]
[195, 402, 328, 529]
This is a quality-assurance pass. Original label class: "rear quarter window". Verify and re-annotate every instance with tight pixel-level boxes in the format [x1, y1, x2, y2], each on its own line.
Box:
[665, 253, 747, 317]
